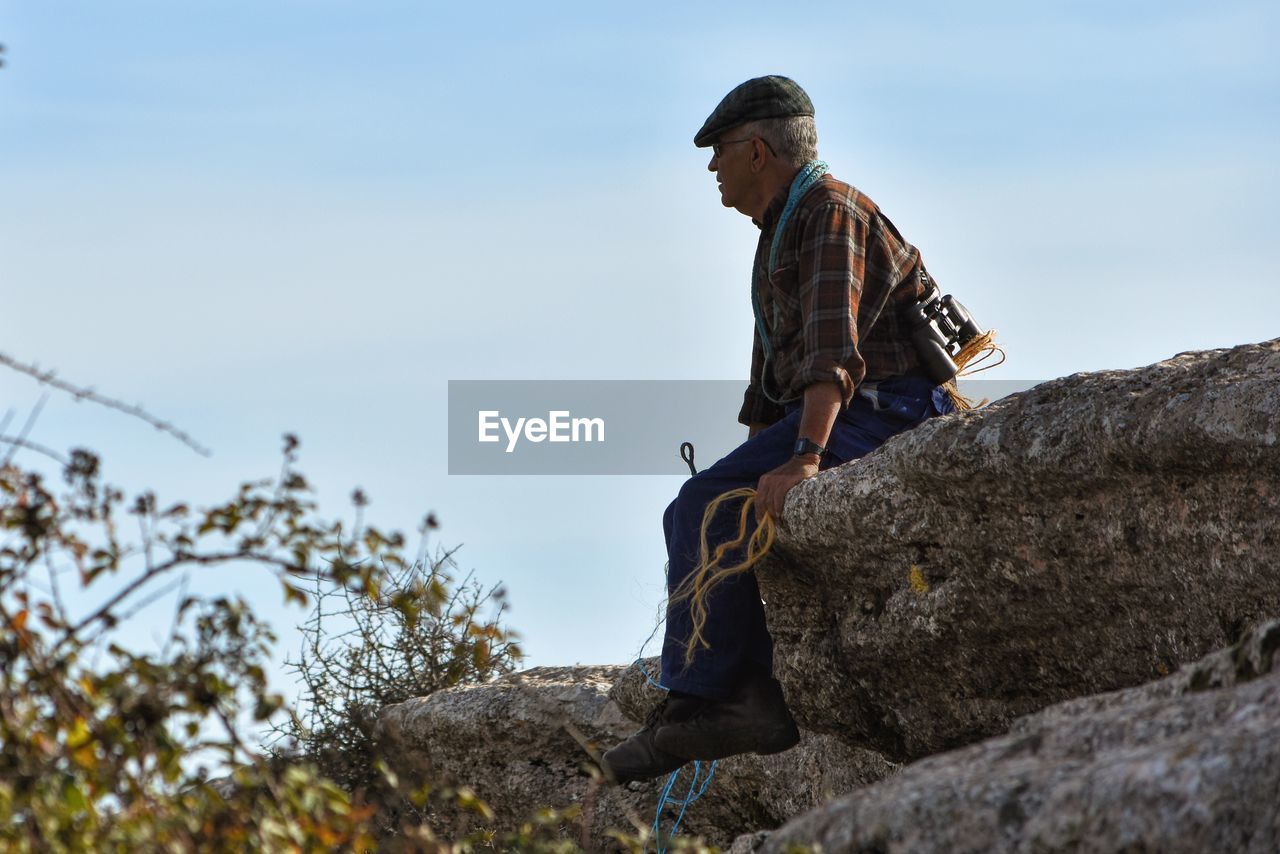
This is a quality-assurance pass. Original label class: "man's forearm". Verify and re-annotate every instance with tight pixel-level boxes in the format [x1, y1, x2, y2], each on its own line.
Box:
[747, 382, 842, 442]
[797, 381, 842, 449]
[750, 381, 843, 522]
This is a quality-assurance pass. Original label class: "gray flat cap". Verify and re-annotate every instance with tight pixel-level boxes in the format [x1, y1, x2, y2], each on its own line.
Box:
[694, 75, 814, 148]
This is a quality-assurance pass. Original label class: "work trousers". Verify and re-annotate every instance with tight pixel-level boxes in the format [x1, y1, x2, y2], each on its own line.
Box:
[659, 375, 953, 700]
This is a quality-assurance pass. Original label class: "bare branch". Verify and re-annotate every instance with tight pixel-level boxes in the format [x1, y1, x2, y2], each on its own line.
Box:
[0, 351, 212, 456]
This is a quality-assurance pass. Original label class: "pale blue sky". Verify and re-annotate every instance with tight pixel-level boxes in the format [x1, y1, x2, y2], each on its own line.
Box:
[2, 1, 1277, 700]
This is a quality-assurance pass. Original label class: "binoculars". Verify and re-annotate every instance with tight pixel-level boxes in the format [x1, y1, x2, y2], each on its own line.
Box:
[900, 276, 985, 385]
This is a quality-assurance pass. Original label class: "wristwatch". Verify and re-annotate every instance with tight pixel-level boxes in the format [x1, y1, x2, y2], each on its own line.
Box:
[793, 437, 826, 459]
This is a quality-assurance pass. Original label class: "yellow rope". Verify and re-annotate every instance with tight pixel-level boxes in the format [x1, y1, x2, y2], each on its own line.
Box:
[668, 488, 776, 668]
[942, 329, 1005, 411]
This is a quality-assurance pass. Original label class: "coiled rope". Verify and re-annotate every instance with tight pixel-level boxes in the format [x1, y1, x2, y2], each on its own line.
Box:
[941, 329, 1006, 411]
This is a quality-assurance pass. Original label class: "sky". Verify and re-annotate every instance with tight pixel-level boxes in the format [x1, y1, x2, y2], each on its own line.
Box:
[1, 1, 1277, 705]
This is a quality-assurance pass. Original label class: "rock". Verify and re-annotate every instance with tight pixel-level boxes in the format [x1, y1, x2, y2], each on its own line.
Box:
[768, 339, 1280, 761]
[760, 617, 1280, 853]
[377, 663, 897, 848]
[376, 665, 647, 845]
[729, 830, 771, 853]
[378, 340, 1280, 847]
[606, 656, 667, 723]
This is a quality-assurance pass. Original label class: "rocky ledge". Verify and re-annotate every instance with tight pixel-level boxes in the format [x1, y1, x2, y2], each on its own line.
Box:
[747, 617, 1280, 853]
[378, 339, 1280, 849]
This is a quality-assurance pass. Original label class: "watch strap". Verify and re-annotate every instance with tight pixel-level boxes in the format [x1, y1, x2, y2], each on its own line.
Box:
[793, 437, 826, 458]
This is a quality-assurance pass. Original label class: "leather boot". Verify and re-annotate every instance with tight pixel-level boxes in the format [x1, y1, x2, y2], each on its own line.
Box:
[600, 694, 706, 784]
[652, 670, 799, 761]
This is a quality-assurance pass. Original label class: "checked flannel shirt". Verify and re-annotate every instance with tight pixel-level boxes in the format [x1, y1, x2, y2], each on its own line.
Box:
[739, 173, 927, 427]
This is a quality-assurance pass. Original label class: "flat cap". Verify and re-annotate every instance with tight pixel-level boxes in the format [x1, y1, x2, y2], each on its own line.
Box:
[694, 75, 814, 148]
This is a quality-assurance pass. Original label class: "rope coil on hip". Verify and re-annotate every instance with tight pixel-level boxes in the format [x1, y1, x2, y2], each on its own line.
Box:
[942, 328, 1005, 411]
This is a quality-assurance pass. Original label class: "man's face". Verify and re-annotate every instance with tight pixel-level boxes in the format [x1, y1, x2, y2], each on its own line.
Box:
[707, 128, 758, 214]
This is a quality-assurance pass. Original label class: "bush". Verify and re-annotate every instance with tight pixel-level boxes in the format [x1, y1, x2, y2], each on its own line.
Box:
[0, 360, 714, 851]
[277, 541, 522, 826]
[0, 434, 405, 849]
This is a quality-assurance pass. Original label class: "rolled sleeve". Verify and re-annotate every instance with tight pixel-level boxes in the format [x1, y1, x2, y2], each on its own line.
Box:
[794, 203, 868, 408]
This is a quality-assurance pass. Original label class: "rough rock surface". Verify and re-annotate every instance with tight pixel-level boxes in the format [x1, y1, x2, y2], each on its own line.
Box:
[753, 617, 1280, 853]
[376, 664, 896, 848]
[768, 339, 1280, 761]
[606, 656, 668, 724]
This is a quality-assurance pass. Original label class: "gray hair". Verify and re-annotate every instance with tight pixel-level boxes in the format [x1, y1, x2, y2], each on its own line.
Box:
[738, 115, 819, 168]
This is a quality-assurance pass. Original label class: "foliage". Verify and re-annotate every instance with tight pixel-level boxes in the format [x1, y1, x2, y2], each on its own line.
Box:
[276, 539, 522, 826]
[0, 352, 725, 850]
[0, 438, 723, 851]
[0, 434, 432, 849]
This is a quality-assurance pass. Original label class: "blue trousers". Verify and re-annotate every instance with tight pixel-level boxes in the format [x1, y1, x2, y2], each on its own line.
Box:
[659, 375, 953, 700]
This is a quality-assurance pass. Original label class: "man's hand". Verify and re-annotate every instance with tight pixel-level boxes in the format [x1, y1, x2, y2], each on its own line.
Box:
[751, 381, 841, 522]
[754, 453, 820, 523]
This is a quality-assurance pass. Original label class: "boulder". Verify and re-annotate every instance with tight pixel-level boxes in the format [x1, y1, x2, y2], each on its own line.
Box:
[377, 339, 1280, 848]
[376, 664, 896, 849]
[769, 339, 1280, 760]
[754, 617, 1280, 853]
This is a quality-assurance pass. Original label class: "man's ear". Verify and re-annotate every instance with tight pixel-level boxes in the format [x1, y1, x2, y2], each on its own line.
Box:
[750, 138, 769, 173]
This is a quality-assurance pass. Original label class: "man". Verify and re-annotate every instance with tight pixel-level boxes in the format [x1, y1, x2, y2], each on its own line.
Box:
[602, 76, 953, 784]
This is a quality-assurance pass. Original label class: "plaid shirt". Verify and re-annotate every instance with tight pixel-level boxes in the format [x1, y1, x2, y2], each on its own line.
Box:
[739, 174, 926, 426]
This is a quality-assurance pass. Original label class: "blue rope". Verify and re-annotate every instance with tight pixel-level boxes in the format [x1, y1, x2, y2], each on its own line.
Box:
[752, 159, 830, 404]
[631, 658, 718, 850]
[652, 760, 718, 853]
[631, 554, 719, 849]
[768, 159, 830, 272]
[633, 657, 666, 691]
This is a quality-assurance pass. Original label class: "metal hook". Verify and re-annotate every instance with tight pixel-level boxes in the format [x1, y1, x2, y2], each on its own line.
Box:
[679, 442, 697, 476]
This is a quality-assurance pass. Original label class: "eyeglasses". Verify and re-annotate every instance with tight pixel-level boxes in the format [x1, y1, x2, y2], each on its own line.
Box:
[711, 136, 777, 158]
